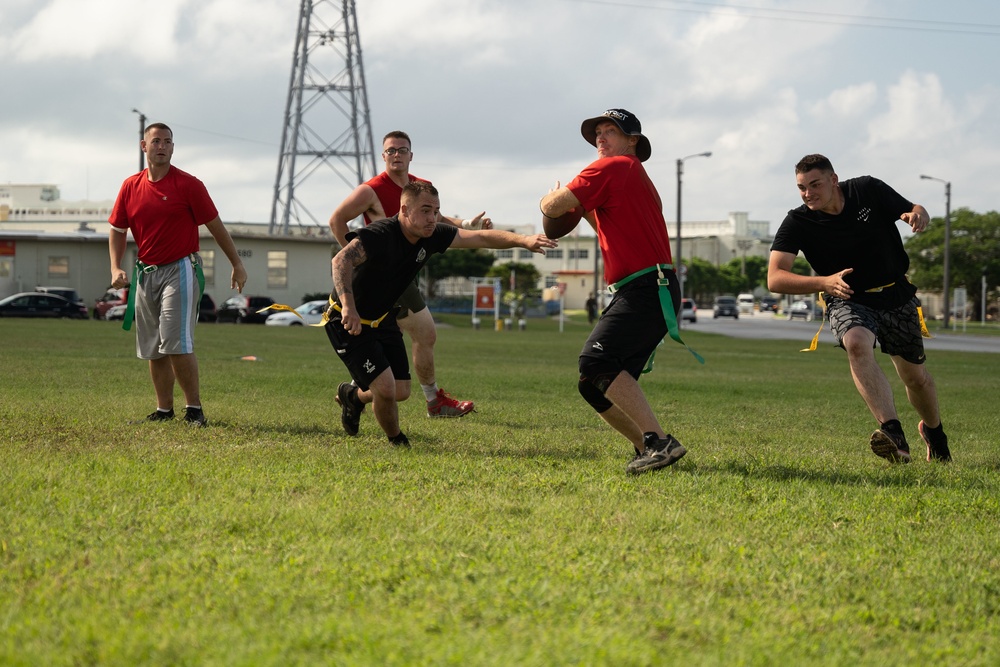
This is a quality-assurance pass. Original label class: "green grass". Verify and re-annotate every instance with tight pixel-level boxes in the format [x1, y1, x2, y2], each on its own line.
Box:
[2, 315, 999, 666]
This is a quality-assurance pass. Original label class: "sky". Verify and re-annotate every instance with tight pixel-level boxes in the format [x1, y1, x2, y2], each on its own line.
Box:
[2, 0, 999, 237]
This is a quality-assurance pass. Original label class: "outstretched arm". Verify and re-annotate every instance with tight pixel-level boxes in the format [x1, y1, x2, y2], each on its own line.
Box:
[899, 204, 929, 233]
[449, 229, 557, 254]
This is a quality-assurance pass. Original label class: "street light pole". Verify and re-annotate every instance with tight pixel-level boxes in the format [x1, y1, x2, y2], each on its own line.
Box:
[675, 151, 712, 309]
[920, 174, 951, 327]
[131, 108, 147, 172]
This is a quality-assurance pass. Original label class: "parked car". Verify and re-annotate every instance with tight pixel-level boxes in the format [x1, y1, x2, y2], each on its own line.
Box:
[737, 293, 755, 314]
[760, 296, 779, 313]
[713, 295, 739, 319]
[787, 299, 825, 321]
[93, 288, 128, 320]
[265, 299, 328, 326]
[199, 293, 217, 323]
[35, 286, 86, 310]
[680, 298, 697, 324]
[105, 304, 126, 321]
[0, 292, 88, 319]
[216, 295, 276, 324]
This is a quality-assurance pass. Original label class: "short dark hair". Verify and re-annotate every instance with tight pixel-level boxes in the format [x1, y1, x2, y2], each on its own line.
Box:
[143, 122, 173, 139]
[382, 130, 411, 146]
[401, 180, 438, 204]
[795, 154, 834, 174]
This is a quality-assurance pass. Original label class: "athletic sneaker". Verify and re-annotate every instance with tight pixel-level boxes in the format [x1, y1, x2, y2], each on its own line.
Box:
[426, 389, 474, 418]
[869, 428, 911, 463]
[183, 407, 208, 427]
[336, 381, 365, 436]
[133, 409, 174, 424]
[918, 420, 952, 462]
[626, 433, 687, 475]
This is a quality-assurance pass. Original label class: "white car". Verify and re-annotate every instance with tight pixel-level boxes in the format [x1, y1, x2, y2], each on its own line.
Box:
[105, 304, 127, 320]
[264, 300, 328, 326]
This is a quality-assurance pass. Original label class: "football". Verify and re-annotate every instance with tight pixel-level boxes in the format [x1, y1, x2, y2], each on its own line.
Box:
[542, 208, 583, 239]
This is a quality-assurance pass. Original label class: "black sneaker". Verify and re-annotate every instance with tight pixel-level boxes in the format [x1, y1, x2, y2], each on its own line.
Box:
[183, 407, 208, 427]
[918, 421, 952, 462]
[869, 428, 911, 463]
[388, 432, 411, 448]
[132, 409, 174, 424]
[626, 433, 687, 475]
[335, 381, 364, 436]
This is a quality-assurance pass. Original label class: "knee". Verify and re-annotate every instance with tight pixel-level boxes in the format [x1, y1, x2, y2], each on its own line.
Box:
[395, 382, 411, 402]
[578, 376, 613, 413]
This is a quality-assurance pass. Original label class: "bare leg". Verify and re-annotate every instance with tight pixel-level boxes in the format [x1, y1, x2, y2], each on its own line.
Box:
[359, 370, 412, 438]
[891, 356, 941, 427]
[397, 307, 437, 386]
[603, 371, 666, 451]
[149, 357, 176, 410]
[842, 327, 898, 424]
[169, 353, 201, 406]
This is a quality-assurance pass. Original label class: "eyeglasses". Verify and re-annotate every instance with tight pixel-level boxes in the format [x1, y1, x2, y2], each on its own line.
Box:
[382, 147, 411, 156]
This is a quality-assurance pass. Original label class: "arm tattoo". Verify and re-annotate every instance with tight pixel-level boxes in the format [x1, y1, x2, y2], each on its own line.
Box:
[333, 239, 367, 300]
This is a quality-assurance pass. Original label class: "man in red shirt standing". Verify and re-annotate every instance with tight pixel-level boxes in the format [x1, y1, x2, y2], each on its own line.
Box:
[540, 109, 688, 475]
[109, 122, 247, 427]
[329, 131, 489, 419]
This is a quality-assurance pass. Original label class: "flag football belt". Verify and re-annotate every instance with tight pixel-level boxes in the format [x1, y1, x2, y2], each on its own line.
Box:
[800, 287, 931, 352]
[608, 263, 705, 369]
[123, 254, 204, 331]
[257, 298, 392, 328]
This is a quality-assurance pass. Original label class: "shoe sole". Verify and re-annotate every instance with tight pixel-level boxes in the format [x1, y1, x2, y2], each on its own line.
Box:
[869, 430, 911, 463]
[626, 445, 687, 475]
[427, 407, 475, 418]
[918, 421, 952, 463]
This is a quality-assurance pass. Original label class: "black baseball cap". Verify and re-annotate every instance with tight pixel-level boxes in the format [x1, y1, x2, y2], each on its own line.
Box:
[580, 108, 652, 162]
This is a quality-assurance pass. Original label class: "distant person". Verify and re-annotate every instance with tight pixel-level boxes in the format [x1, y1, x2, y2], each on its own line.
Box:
[330, 130, 491, 418]
[329, 181, 555, 445]
[585, 295, 598, 324]
[109, 122, 248, 427]
[768, 154, 951, 463]
[539, 108, 691, 475]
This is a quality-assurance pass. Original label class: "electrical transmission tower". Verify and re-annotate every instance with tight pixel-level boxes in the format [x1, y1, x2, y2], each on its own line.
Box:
[269, 0, 377, 235]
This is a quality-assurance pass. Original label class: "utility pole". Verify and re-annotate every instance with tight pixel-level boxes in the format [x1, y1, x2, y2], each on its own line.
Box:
[270, 0, 377, 235]
[131, 108, 146, 172]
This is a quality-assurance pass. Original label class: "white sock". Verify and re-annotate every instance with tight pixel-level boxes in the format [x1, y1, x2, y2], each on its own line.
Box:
[421, 383, 439, 402]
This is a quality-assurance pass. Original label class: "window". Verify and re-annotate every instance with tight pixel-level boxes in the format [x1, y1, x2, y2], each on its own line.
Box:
[267, 251, 288, 289]
[493, 249, 514, 259]
[569, 249, 589, 260]
[47, 256, 69, 280]
[200, 249, 215, 286]
[546, 249, 564, 259]
[544, 276, 559, 288]
[517, 249, 533, 260]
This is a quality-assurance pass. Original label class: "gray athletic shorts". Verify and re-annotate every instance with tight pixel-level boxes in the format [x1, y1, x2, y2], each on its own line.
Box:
[827, 295, 926, 364]
[135, 255, 201, 360]
[395, 280, 427, 319]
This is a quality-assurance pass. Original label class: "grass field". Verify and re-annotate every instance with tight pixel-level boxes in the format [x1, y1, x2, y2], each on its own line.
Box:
[2, 314, 999, 666]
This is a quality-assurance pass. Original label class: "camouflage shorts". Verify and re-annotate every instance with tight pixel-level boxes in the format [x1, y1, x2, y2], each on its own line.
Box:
[827, 295, 926, 364]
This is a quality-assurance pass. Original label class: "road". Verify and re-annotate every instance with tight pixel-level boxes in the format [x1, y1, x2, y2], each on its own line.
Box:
[684, 310, 1000, 354]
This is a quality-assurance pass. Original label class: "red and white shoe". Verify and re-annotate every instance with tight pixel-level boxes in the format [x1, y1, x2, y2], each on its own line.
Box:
[427, 389, 474, 418]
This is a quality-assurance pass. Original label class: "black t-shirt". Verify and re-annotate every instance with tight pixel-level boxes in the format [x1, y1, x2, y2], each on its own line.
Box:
[770, 175, 917, 309]
[341, 216, 457, 319]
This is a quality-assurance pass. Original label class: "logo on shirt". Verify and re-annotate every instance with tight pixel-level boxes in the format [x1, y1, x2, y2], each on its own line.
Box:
[592, 341, 604, 352]
[416, 249, 427, 263]
[857, 207, 871, 223]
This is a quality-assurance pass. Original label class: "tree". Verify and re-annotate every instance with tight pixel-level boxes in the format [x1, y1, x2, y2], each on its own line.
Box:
[906, 208, 1000, 320]
[423, 248, 496, 297]
[486, 262, 542, 296]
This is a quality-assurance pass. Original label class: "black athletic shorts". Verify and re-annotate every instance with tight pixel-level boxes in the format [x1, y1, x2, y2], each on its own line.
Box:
[827, 295, 927, 364]
[324, 312, 410, 390]
[396, 280, 427, 319]
[579, 270, 679, 385]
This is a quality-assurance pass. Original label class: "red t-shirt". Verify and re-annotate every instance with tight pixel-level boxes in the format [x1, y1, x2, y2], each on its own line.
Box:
[363, 171, 431, 225]
[566, 155, 672, 285]
[109, 166, 219, 265]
